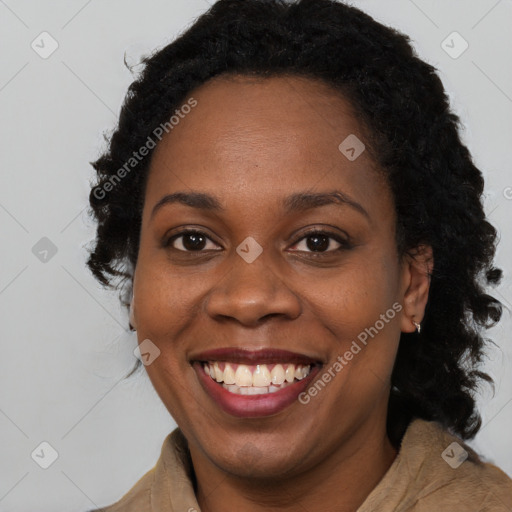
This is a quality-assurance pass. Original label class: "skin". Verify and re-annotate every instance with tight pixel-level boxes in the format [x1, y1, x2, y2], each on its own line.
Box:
[130, 74, 433, 512]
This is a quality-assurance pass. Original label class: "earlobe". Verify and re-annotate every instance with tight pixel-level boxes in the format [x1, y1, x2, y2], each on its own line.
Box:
[399, 244, 433, 334]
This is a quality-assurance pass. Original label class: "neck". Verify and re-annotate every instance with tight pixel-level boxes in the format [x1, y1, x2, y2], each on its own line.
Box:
[190, 418, 397, 512]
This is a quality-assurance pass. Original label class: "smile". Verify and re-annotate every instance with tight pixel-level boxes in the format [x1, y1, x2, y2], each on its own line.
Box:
[203, 362, 312, 395]
[191, 348, 322, 417]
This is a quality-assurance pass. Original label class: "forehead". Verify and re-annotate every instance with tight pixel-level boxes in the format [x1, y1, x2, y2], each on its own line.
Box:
[145, 74, 390, 217]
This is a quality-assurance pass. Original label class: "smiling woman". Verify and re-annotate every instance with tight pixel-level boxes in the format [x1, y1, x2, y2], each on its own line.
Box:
[86, 0, 512, 511]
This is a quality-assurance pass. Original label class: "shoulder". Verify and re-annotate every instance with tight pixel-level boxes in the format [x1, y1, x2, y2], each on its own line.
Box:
[360, 419, 512, 512]
[87, 467, 154, 512]
[86, 429, 185, 512]
[406, 419, 512, 510]
[85, 428, 196, 512]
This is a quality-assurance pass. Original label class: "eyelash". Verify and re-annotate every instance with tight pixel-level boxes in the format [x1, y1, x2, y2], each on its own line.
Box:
[164, 228, 351, 256]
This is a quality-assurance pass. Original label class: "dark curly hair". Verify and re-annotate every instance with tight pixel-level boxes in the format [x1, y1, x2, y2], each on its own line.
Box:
[87, 0, 503, 445]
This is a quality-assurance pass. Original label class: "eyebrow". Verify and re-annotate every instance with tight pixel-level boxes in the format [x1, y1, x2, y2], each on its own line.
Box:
[151, 190, 369, 220]
[283, 190, 369, 219]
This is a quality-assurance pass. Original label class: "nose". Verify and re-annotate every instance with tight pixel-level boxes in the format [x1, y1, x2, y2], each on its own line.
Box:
[204, 252, 302, 326]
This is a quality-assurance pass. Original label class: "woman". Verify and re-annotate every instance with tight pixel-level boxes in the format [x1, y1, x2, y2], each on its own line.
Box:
[86, 0, 512, 510]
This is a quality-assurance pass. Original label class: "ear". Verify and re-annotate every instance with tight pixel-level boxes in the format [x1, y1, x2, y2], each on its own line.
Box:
[399, 244, 434, 333]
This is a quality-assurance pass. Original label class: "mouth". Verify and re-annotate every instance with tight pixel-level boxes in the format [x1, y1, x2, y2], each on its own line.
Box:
[190, 348, 323, 417]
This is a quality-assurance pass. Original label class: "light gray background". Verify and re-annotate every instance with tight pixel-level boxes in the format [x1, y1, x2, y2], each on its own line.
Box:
[1, 1, 511, 510]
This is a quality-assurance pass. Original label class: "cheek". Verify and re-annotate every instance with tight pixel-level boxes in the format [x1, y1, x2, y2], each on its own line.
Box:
[133, 248, 203, 330]
[303, 250, 401, 331]
[132, 262, 201, 419]
[304, 251, 402, 386]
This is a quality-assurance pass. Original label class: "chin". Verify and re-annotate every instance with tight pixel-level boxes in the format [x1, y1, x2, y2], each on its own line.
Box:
[213, 448, 304, 480]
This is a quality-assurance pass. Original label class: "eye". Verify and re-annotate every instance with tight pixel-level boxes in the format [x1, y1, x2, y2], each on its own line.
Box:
[166, 230, 221, 252]
[289, 229, 349, 254]
[164, 228, 350, 255]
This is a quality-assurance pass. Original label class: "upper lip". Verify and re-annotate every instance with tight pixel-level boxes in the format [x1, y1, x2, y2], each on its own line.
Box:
[190, 348, 322, 365]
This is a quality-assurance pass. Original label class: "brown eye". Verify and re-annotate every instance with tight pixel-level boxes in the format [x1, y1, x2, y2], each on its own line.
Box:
[167, 231, 220, 252]
[289, 230, 349, 254]
[304, 233, 332, 252]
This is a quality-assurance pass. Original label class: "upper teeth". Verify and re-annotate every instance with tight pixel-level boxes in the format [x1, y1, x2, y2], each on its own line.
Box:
[204, 362, 311, 387]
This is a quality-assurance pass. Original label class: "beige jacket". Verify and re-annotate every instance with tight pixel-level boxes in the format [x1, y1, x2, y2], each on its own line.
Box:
[92, 419, 512, 511]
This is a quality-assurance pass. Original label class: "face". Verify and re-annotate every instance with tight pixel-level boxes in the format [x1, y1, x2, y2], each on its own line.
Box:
[131, 74, 427, 478]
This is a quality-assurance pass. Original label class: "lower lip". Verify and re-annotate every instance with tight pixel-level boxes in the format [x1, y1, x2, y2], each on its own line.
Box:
[193, 362, 321, 418]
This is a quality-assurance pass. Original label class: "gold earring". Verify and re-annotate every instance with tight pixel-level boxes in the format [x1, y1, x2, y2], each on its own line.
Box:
[413, 320, 421, 334]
